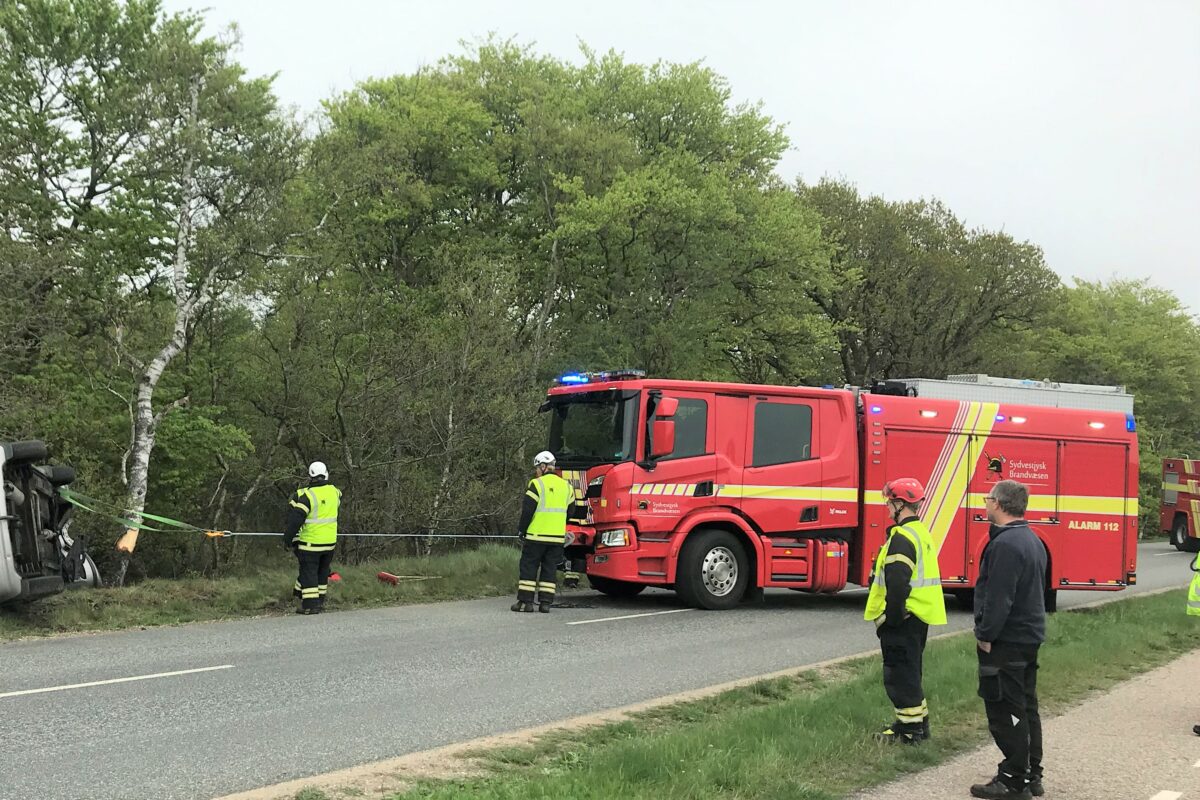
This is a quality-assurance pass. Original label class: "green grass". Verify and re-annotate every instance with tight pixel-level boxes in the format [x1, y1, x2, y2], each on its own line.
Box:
[379, 590, 1195, 800]
[0, 544, 518, 640]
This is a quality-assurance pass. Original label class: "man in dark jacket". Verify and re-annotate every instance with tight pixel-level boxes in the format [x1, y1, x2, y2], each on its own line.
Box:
[971, 479, 1046, 800]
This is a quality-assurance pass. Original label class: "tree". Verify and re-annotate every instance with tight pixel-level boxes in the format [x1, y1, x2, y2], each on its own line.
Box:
[0, 0, 300, 582]
[798, 180, 1061, 384]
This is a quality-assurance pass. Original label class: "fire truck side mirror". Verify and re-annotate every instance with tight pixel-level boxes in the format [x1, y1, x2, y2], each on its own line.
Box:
[655, 397, 679, 418]
[650, 419, 675, 459]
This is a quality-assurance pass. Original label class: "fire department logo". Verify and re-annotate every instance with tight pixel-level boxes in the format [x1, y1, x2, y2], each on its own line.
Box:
[983, 451, 1006, 479]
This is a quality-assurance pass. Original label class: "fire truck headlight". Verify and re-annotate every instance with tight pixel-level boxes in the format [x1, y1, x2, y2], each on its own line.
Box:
[599, 528, 630, 548]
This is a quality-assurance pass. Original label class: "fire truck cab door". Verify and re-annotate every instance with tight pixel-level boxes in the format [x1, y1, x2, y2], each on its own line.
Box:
[739, 397, 823, 535]
[632, 390, 717, 539]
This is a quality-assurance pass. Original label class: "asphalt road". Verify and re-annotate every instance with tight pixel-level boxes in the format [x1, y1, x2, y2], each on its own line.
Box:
[0, 542, 1190, 800]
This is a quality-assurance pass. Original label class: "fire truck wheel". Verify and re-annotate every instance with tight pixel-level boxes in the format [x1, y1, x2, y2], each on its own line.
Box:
[676, 528, 748, 610]
[1043, 586, 1058, 613]
[951, 589, 975, 610]
[1171, 518, 1188, 551]
[587, 575, 646, 598]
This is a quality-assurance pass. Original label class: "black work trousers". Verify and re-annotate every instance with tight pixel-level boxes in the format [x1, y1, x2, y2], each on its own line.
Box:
[878, 614, 930, 731]
[978, 641, 1042, 787]
[294, 549, 334, 610]
[517, 540, 563, 603]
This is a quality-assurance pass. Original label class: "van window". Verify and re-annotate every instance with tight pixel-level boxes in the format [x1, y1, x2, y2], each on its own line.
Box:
[752, 402, 813, 467]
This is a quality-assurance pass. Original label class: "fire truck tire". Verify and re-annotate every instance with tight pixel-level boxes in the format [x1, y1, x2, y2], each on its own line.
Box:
[587, 575, 646, 598]
[1043, 586, 1058, 613]
[1171, 517, 1188, 551]
[952, 589, 974, 610]
[676, 528, 748, 610]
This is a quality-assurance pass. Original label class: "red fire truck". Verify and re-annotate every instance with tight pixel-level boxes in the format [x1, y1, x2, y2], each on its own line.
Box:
[1162, 458, 1200, 551]
[546, 371, 1139, 611]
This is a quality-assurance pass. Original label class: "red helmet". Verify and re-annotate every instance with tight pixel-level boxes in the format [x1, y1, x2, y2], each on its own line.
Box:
[882, 478, 925, 504]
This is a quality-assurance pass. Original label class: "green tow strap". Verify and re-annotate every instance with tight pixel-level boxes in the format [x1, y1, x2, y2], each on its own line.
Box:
[57, 487, 206, 533]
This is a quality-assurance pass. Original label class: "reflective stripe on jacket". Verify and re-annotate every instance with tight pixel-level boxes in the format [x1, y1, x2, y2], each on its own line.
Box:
[864, 519, 947, 625]
[524, 474, 571, 544]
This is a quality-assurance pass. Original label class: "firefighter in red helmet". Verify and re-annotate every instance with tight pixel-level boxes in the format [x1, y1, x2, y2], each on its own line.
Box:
[865, 477, 948, 744]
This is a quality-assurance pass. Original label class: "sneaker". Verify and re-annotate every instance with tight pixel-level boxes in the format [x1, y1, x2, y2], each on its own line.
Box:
[539, 601, 552, 613]
[970, 777, 1033, 799]
[510, 601, 535, 613]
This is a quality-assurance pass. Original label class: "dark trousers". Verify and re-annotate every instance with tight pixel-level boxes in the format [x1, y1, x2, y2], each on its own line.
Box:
[294, 549, 334, 610]
[517, 540, 563, 603]
[562, 545, 587, 584]
[879, 614, 930, 731]
[978, 641, 1042, 787]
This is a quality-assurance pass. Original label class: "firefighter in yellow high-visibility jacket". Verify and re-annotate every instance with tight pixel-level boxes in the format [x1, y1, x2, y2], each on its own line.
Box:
[283, 461, 341, 615]
[512, 451, 572, 613]
[1189, 551, 1200, 735]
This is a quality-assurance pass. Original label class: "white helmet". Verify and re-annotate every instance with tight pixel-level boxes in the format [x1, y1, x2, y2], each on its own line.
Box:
[308, 461, 329, 479]
[533, 450, 556, 467]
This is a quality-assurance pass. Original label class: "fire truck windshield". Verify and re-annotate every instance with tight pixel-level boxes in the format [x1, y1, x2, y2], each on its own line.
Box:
[544, 390, 639, 468]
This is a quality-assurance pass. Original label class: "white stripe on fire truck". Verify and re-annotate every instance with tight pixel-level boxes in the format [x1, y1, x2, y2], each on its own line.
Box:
[927, 402, 1000, 553]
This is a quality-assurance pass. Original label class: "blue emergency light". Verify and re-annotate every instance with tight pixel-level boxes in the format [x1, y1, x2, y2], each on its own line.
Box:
[555, 369, 646, 386]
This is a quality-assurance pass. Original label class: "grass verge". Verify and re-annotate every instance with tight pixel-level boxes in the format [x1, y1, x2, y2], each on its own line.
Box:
[341, 589, 1191, 800]
[0, 544, 518, 641]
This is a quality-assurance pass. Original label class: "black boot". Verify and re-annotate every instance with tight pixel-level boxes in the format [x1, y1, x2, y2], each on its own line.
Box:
[873, 723, 927, 745]
[970, 776, 1032, 799]
[539, 601, 552, 613]
[511, 601, 535, 612]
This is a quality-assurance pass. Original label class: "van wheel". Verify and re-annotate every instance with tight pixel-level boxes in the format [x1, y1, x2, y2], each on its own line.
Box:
[1171, 518, 1187, 551]
[676, 529, 748, 610]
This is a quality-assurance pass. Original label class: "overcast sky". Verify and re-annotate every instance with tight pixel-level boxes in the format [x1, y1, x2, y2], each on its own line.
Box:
[165, 0, 1200, 314]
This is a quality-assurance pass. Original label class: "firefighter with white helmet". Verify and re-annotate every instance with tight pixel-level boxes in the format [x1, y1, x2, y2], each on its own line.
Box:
[865, 477, 947, 744]
[512, 451, 572, 613]
[283, 460, 342, 615]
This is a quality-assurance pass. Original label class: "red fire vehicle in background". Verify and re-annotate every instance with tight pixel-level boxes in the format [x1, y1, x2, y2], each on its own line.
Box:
[1162, 458, 1200, 551]
[546, 371, 1139, 611]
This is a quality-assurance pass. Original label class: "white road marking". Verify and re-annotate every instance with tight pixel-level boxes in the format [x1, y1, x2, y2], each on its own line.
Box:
[1154, 552, 1186, 556]
[1149, 791, 1182, 800]
[0, 664, 234, 699]
[567, 608, 695, 626]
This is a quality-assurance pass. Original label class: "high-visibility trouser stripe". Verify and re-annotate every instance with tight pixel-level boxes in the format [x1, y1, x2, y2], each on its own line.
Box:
[537, 582, 556, 593]
[301, 588, 320, 598]
[317, 584, 328, 595]
[297, 542, 335, 551]
[564, 572, 582, 579]
[293, 581, 302, 591]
